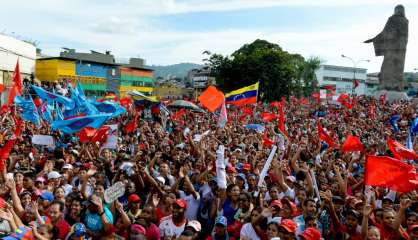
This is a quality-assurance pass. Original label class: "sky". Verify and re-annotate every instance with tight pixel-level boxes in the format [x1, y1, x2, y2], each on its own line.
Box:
[2, 0, 418, 72]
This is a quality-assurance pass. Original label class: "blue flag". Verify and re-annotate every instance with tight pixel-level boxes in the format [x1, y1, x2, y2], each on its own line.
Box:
[14, 96, 41, 126]
[32, 85, 75, 110]
[39, 102, 53, 124]
[51, 114, 111, 134]
[389, 115, 401, 132]
[91, 101, 126, 118]
[411, 117, 418, 135]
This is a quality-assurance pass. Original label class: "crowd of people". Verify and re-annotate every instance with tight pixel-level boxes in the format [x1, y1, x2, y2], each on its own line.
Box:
[0, 82, 417, 240]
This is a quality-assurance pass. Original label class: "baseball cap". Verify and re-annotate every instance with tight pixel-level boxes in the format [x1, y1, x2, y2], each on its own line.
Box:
[35, 177, 46, 183]
[62, 164, 73, 170]
[286, 176, 296, 183]
[131, 224, 146, 235]
[39, 191, 54, 202]
[70, 223, 87, 237]
[186, 220, 202, 232]
[47, 171, 61, 180]
[215, 216, 227, 227]
[271, 200, 283, 209]
[281, 198, 298, 216]
[382, 197, 394, 203]
[128, 194, 141, 204]
[236, 173, 246, 181]
[174, 199, 188, 209]
[279, 219, 297, 233]
[299, 227, 321, 240]
[155, 176, 166, 185]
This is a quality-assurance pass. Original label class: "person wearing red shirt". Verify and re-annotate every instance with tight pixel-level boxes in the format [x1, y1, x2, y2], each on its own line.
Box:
[48, 200, 70, 240]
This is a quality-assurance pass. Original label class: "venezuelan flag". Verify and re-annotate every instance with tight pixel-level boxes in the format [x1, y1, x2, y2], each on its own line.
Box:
[225, 82, 259, 106]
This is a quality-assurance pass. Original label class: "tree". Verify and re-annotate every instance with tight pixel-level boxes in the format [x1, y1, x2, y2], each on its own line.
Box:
[206, 39, 322, 101]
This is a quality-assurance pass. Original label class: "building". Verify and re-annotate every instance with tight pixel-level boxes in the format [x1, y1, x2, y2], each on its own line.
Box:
[315, 64, 370, 96]
[154, 82, 185, 100]
[187, 67, 216, 97]
[36, 49, 155, 97]
[366, 73, 379, 96]
[0, 34, 36, 103]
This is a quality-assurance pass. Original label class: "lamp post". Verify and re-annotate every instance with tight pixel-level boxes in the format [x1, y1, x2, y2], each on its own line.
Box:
[341, 54, 370, 95]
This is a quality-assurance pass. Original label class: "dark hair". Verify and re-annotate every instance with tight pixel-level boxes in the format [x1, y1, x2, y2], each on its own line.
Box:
[50, 200, 65, 212]
[303, 198, 316, 207]
[23, 171, 36, 179]
[180, 230, 195, 237]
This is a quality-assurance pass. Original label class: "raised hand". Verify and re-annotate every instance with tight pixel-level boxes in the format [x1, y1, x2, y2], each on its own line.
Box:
[400, 198, 412, 210]
[363, 204, 373, 216]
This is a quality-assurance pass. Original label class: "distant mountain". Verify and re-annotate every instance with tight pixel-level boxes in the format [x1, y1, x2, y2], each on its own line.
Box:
[149, 63, 202, 79]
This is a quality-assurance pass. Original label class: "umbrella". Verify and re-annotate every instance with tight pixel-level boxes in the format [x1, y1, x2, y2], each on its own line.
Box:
[168, 100, 203, 112]
[244, 124, 265, 133]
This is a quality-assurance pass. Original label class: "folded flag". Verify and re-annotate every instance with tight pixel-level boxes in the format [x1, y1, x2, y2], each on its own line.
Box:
[278, 103, 288, 137]
[341, 135, 364, 152]
[171, 108, 187, 121]
[7, 60, 22, 105]
[0, 120, 22, 171]
[14, 96, 41, 126]
[225, 82, 259, 106]
[39, 102, 54, 124]
[353, 79, 359, 89]
[125, 110, 139, 133]
[119, 97, 133, 109]
[77, 127, 98, 143]
[365, 155, 417, 193]
[387, 138, 418, 160]
[318, 122, 335, 147]
[198, 86, 225, 112]
[263, 131, 275, 147]
[32, 85, 75, 110]
[52, 114, 111, 134]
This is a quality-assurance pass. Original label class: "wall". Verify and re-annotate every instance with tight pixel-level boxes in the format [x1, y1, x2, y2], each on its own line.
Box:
[36, 59, 76, 82]
[316, 65, 368, 96]
[119, 67, 154, 97]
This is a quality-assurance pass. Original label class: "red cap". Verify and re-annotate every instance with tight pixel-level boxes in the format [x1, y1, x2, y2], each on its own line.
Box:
[174, 199, 188, 209]
[281, 198, 298, 216]
[226, 166, 237, 173]
[128, 194, 141, 204]
[300, 227, 321, 240]
[242, 164, 252, 171]
[280, 219, 297, 233]
[270, 200, 282, 209]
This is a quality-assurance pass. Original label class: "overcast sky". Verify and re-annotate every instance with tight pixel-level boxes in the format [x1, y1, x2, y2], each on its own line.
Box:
[2, 0, 418, 72]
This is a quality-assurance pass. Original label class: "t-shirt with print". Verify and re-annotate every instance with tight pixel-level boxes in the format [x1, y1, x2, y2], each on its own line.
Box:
[83, 207, 113, 233]
[159, 216, 187, 239]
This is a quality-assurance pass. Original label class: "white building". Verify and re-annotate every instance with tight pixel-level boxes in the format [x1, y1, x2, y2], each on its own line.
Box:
[0, 34, 36, 103]
[315, 64, 371, 96]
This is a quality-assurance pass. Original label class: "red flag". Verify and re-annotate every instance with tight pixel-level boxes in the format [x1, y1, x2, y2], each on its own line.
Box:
[119, 97, 133, 109]
[318, 122, 335, 147]
[125, 111, 139, 133]
[198, 86, 225, 112]
[354, 79, 359, 89]
[172, 109, 186, 121]
[241, 107, 253, 116]
[260, 112, 278, 122]
[0, 120, 22, 171]
[341, 135, 364, 152]
[278, 103, 288, 136]
[92, 126, 110, 144]
[312, 92, 320, 103]
[263, 131, 275, 147]
[7, 60, 22, 105]
[365, 155, 417, 193]
[0, 84, 5, 93]
[299, 97, 309, 105]
[337, 93, 350, 103]
[387, 138, 418, 160]
[77, 127, 98, 143]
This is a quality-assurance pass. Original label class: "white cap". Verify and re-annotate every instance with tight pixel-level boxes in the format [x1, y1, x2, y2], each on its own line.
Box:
[47, 171, 61, 179]
[186, 220, 202, 232]
[155, 176, 165, 185]
[62, 164, 73, 170]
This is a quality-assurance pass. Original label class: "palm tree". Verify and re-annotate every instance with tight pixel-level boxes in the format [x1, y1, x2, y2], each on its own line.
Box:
[302, 56, 322, 96]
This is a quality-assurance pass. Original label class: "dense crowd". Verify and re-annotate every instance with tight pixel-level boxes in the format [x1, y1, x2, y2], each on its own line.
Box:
[0, 82, 417, 240]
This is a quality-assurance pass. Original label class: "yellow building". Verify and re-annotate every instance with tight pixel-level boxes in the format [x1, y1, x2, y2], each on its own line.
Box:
[154, 83, 187, 100]
[35, 57, 76, 83]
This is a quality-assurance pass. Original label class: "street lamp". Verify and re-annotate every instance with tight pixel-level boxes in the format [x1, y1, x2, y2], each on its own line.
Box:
[341, 54, 370, 95]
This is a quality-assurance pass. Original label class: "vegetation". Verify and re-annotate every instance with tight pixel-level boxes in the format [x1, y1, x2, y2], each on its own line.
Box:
[204, 39, 322, 101]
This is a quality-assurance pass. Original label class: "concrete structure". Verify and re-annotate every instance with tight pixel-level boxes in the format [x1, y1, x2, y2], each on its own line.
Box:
[154, 82, 186, 100]
[0, 34, 36, 103]
[315, 64, 371, 96]
[187, 67, 216, 98]
[36, 49, 154, 97]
